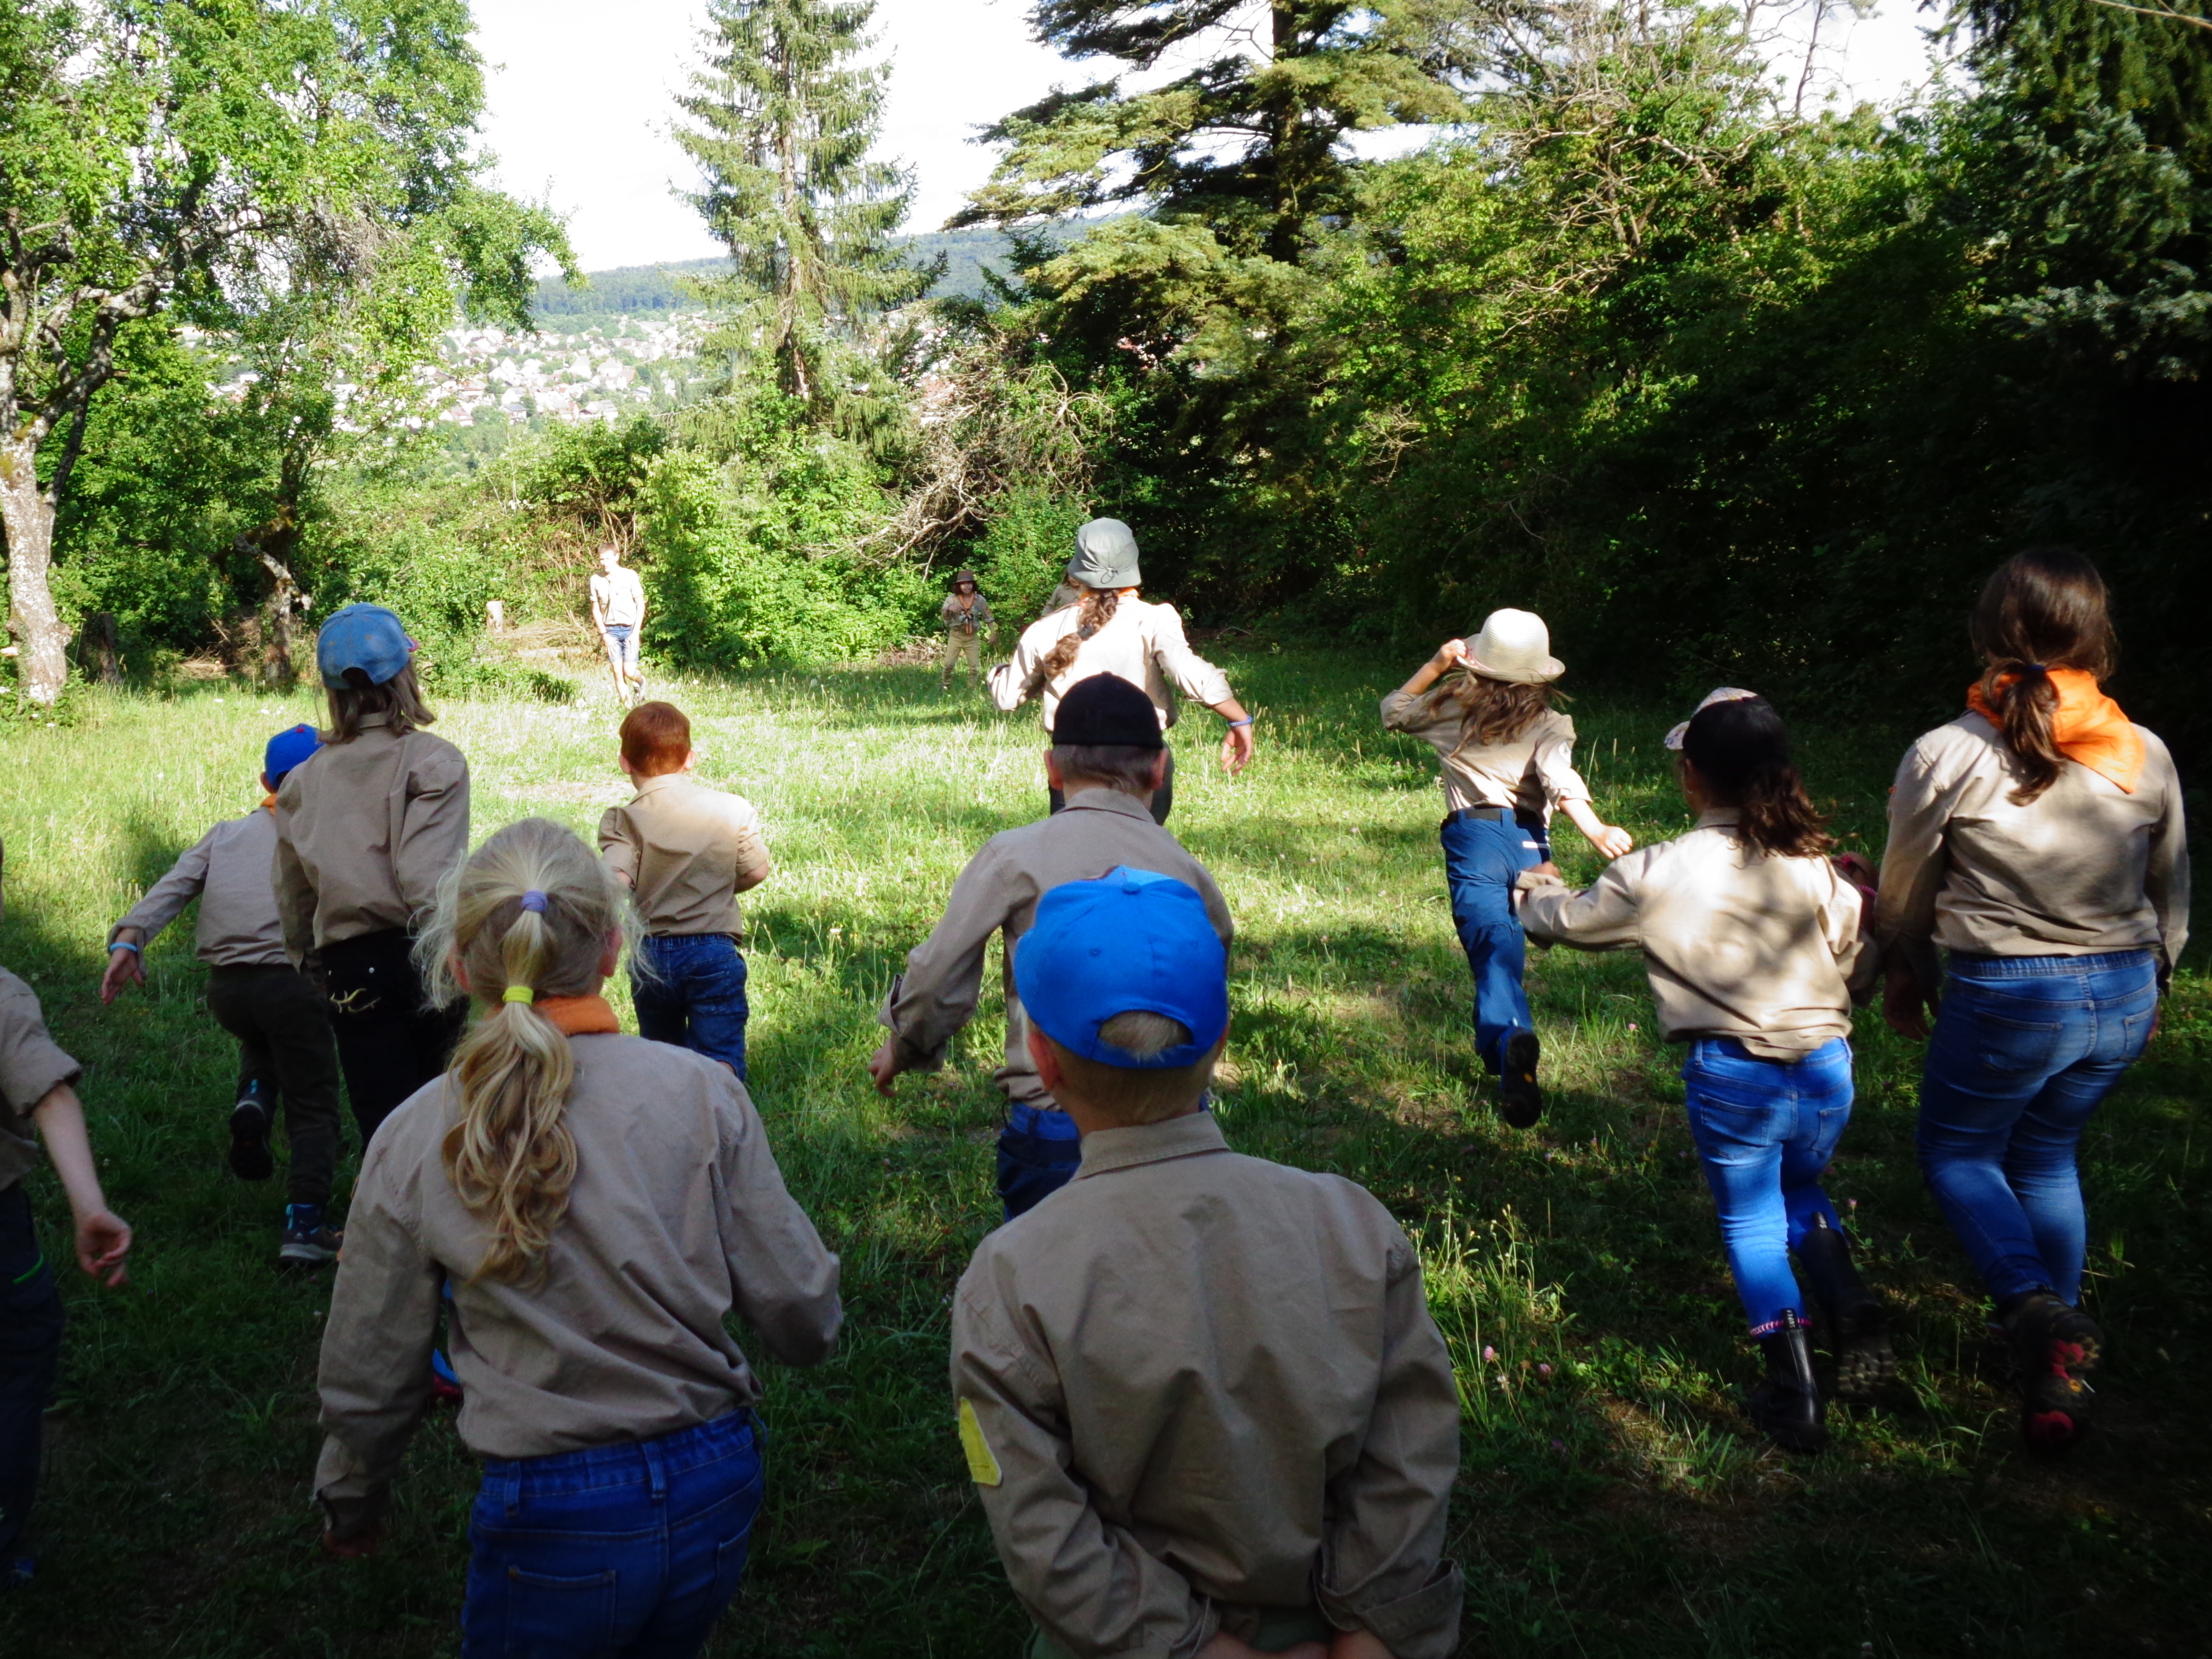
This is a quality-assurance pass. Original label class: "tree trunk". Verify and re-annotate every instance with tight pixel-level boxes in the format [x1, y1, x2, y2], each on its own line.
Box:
[0, 438, 70, 704]
[80, 611, 122, 685]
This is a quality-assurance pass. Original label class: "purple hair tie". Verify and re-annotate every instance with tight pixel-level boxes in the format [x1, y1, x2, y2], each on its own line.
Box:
[518, 890, 549, 914]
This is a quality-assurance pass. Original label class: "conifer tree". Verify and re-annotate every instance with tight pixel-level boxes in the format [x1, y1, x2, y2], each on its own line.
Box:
[674, 0, 925, 417]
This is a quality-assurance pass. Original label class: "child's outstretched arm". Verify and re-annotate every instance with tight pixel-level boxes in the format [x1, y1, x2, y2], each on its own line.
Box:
[1559, 798, 1633, 859]
[1393, 639, 1466, 702]
[1516, 857, 1646, 952]
[101, 829, 219, 1002]
[31, 1084, 131, 1285]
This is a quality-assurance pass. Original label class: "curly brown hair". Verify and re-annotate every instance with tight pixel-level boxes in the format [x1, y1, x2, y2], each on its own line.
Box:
[1024, 587, 1122, 701]
[1426, 670, 1561, 748]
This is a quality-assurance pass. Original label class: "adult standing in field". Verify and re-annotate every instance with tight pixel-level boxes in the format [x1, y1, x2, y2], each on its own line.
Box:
[590, 542, 648, 706]
[274, 604, 470, 1150]
[938, 568, 997, 691]
[989, 518, 1253, 826]
[1876, 549, 2189, 1454]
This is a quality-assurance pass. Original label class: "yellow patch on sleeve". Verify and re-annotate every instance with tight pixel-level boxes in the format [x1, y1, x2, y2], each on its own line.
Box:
[958, 1398, 1002, 1488]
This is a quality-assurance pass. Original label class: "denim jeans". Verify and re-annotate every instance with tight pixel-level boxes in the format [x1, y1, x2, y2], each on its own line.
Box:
[1440, 810, 1550, 1072]
[632, 935, 749, 1081]
[463, 1411, 763, 1659]
[997, 1102, 1083, 1221]
[1681, 1036, 1853, 1335]
[0, 1182, 64, 1563]
[1916, 950, 2157, 1305]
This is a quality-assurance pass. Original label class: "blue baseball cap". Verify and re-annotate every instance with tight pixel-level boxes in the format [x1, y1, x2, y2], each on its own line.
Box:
[262, 724, 322, 787]
[316, 603, 417, 689]
[1014, 867, 1229, 1069]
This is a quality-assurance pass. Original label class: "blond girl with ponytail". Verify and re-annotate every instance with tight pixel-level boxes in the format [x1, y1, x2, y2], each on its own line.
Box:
[311, 819, 840, 1656]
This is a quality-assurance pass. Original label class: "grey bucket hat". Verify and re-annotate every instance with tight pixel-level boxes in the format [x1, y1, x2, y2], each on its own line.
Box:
[1067, 518, 1141, 590]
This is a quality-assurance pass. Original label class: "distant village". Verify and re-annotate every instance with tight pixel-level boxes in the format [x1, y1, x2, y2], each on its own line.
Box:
[413, 311, 718, 427]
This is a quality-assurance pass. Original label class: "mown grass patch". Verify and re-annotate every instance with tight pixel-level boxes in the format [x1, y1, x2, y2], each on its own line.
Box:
[0, 647, 2204, 1657]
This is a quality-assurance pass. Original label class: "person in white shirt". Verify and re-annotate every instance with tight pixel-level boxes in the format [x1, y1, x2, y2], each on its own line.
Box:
[588, 543, 648, 705]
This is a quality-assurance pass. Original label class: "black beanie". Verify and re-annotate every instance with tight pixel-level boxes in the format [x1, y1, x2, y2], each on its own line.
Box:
[1051, 674, 1164, 749]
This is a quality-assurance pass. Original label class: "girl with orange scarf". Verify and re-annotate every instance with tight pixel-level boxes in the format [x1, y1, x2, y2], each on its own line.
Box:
[1875, 551, 2190, 1452]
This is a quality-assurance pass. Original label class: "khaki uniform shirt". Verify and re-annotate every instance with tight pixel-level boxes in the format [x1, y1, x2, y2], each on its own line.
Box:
[990, 597, 1232, 733]
[1379, 692, 1592, 821]
[0, 969, 82, 1195]
[591, 566, 646, 628]
[880, 790, 1232, 1106]
[598, 773, 772, 938]
[111, 809, 289, 969]
[952, 1113, 1464, 1659]
[1875, 713, 2190, 975]
[315, 1034, 840, 1518]
[1519, 811, 1874, 1059]
[273, 716, 470, 960]
[941, 592, 996, 635]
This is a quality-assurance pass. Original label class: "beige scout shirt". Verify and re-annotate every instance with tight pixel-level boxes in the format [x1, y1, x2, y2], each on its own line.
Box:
[952, 1112, 1464, 1659]
[273, 715, 470, 961]
[990, 597, 1233, 733]
[0, 969, 83, 1195]
[1379, 691, 1592, 821]
[110, 810, 289, 969]
[315, 1034, 840, 1515]
[1518, 811, 1875, 1060]
[1875, 713, 2190, 976]
[590, 565, 646, 628]
[880, 790, 1232, 1107]
[598, 773, 772, 938]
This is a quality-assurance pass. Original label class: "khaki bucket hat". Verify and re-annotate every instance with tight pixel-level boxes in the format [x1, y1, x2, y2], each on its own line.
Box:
[1664, 687, 1761, 750]
[1463, 609, 1565, 685]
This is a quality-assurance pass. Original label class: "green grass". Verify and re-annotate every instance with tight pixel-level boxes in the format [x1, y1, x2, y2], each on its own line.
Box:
[0, 647, 2205, 1658]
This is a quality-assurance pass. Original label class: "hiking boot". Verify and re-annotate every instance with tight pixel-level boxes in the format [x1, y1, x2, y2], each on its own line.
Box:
[228, 1084, 275, 1182]
[279, 1203, 342, 1268]
[2002, 1290, 2101, 1452]
[1747, 1310, 1828, 1453]
[1497, 1031, 1543, 1128]
[1796, 1213, 1896, 1399]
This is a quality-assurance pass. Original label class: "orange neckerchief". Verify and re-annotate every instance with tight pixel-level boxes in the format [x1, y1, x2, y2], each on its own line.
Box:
[1966, 667, 2145, 793]
[534, 994, 621, 1036]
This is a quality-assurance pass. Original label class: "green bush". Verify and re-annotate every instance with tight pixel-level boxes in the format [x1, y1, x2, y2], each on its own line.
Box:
[967, 486, 1086, 626]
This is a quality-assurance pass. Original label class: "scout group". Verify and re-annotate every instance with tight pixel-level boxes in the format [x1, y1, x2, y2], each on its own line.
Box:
[0, 524, 2187, 1658]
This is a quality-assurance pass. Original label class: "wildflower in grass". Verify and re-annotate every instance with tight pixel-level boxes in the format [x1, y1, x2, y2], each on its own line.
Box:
[1539, 1363, 1554, 1378]
[1482, 1345, 1497, 1363]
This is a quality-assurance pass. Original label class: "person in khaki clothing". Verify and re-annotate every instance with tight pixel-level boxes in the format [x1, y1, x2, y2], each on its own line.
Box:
[951, 869, 1462, 1659]
[869, 674, 1232, 1219]
[939, 568, 997, 691]
[274, 604, 470, 1150]
[313, 819, 838, 1653]
[599, 701, 771, 1080]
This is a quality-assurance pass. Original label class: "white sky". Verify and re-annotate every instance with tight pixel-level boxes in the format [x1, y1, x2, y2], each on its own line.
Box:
[471, 0, 1952, 274]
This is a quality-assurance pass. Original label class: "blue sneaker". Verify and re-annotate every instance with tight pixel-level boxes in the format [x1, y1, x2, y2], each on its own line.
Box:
[279, 1203, 342, 1268]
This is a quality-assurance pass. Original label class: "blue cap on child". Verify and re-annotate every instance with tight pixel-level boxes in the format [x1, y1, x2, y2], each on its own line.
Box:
[1013, 866, 1229, 1069]
[316, 603, 417, 690]
[263, 724, 322, 787]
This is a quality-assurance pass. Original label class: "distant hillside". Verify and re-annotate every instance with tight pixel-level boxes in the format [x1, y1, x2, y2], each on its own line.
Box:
[532, 226, 1071, 327]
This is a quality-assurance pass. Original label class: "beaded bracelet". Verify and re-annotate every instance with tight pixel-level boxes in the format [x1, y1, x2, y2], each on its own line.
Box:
[1227, 718, 1254, 729]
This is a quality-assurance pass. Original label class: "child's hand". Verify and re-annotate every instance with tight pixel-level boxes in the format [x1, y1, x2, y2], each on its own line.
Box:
[75, 1208, 131, 1287]
[99, 943, 145, 1004]
[866, 1036, 904, 1098]
[1427, 638, 1468, 675]
[1588, 823, 1633, 859]
[1881, 963, 1933, 1041]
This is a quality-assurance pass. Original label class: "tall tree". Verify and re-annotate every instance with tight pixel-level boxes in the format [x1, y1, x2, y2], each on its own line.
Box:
[673, 0, 925, 419]
[0, 0, 538, 702]
[953, 0, 1467, 261]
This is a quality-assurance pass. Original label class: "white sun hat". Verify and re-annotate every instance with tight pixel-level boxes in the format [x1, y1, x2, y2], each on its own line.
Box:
[1664, 687, 1761, 750]
[1463, 608, 1565, 685]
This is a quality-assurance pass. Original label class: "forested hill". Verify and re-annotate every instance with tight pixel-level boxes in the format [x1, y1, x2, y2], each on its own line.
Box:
[531, 226, 1044, 325]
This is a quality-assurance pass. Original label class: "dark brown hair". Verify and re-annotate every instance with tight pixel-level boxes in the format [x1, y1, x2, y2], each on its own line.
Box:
[1681, 696, 1832, 859]
[1427, 670, 1560, 748]
[619, 701, 692, 777]
[1969, 549, 2118, 806]
[323, 662, 436, 743]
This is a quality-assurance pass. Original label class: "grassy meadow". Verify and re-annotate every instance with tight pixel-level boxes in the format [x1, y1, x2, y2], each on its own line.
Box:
[0, 644, 2205, 1658]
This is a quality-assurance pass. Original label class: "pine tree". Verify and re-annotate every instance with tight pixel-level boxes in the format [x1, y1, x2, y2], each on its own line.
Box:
[953, 1, 1467, 261]
[673, 0, 925, 417]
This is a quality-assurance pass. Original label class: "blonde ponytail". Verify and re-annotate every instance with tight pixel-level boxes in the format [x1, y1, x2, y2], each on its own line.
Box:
[416, 818, 626, 1285]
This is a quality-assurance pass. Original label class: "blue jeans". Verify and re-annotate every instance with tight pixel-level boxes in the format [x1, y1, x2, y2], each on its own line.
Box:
[633, 935, 749, 1081]
[1440, 811, 1550, 1072]
[1681, 1037, 1854, 1336]
[603, 624, 640, 676]
[0, 1183, 63, 1562]
[464, 1411, 763, 1659]
[997, 1102, 1083, 1221]
[1916, 950, 2157, 1305]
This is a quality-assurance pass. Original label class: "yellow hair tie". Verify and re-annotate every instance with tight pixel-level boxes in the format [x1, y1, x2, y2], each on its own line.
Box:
[502, 986, 536, 1005]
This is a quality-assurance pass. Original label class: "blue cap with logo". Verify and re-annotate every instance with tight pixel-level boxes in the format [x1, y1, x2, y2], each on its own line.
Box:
[316, 603, 417, 690]
[262, 724, 322, 788]
[1012, 866, 1229, 1069]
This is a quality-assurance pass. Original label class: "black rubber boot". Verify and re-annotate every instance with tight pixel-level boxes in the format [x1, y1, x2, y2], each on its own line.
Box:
[1498, 1031, 1543, 1129]
[1746, 1311, 1828, 1454]
[2000, 1289, 2101, 1453]
[1795, 1213, 1896, 1398]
